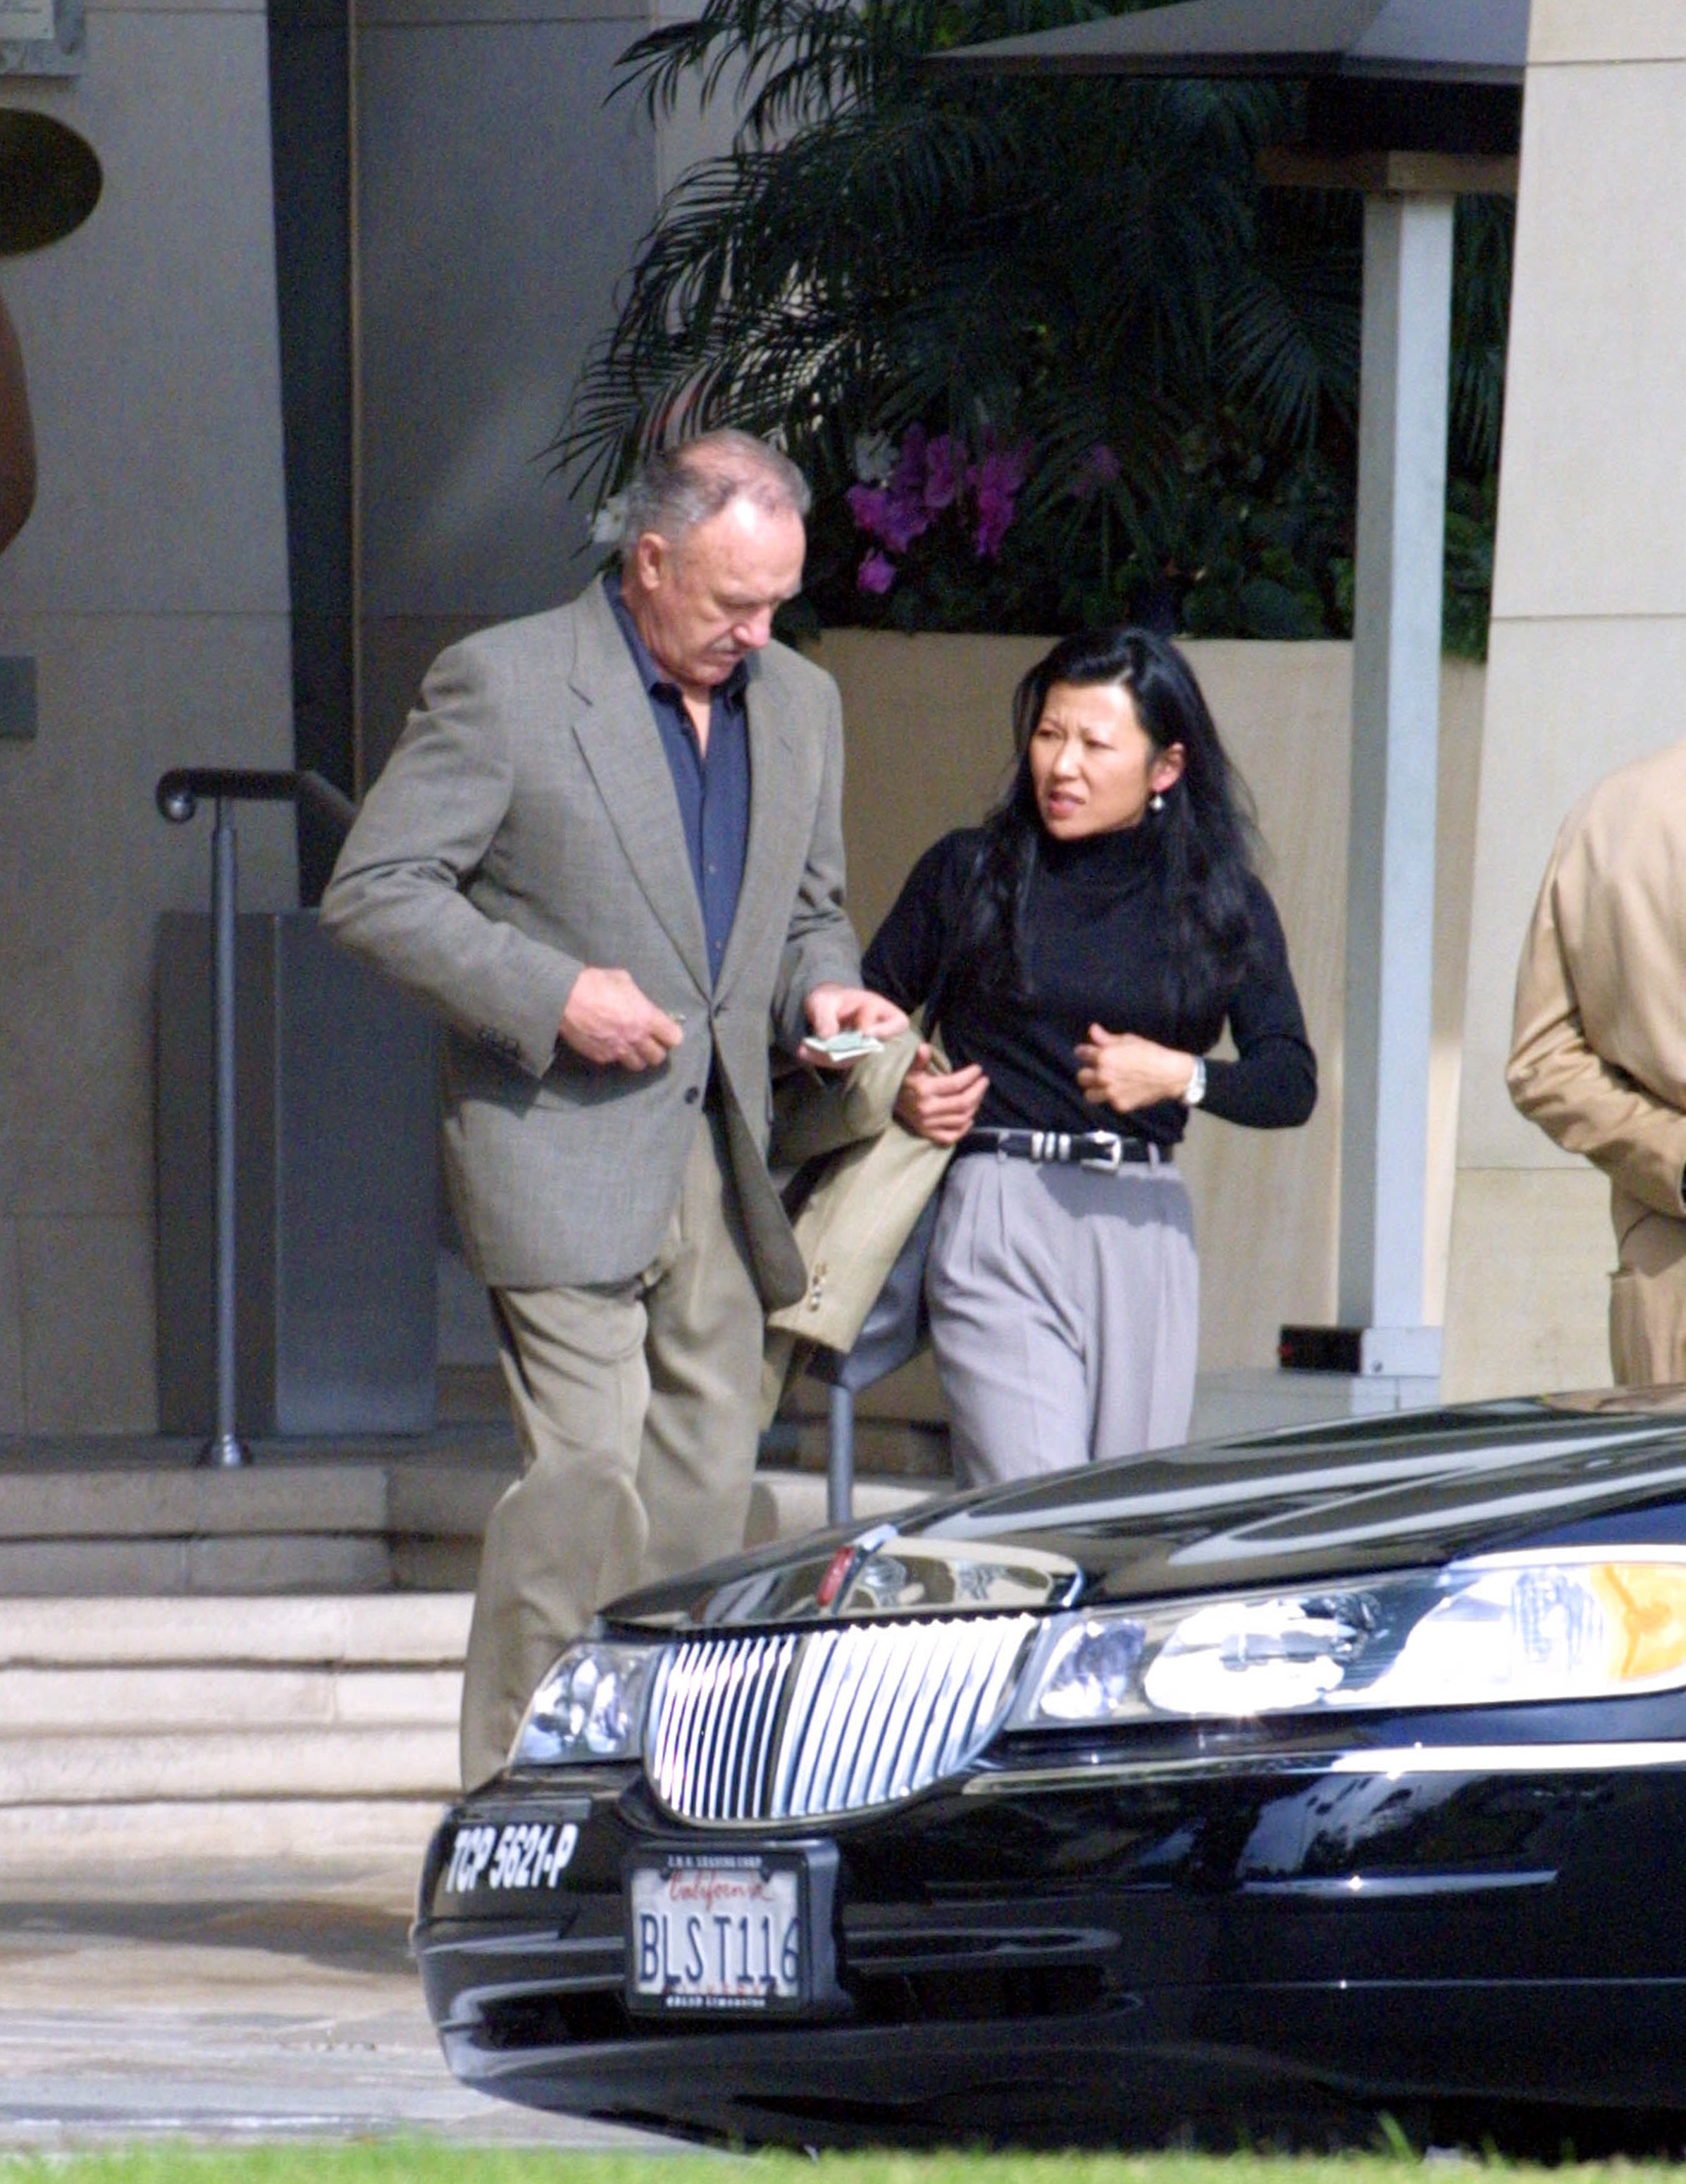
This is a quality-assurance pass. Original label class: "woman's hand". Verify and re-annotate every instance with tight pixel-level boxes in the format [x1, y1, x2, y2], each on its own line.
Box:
[1075, 1026, 1198, 1115]
[894, 1043, 988, 1146]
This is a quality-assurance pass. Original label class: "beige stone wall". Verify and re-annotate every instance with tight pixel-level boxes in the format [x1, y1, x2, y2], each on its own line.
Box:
[0, 0, 297, 1431]
[812, 631, 1484, 1382]
[1444, 3, 1686, 1401]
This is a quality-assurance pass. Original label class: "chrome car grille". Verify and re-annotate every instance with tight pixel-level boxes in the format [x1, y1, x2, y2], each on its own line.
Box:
[644, 1614, 1038, 1823]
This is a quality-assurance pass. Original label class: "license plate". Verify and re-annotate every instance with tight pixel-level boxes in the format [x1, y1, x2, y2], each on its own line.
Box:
[626, 1851, 807, 2014]
[440, 1816, 581, 1898]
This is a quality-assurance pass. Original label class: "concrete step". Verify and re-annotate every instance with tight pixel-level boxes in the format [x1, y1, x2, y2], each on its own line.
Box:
[0, 1797, 452, 1866]
[745, 1469, 938, 1547]
[0, 1459, 936, 1596]
[0, 1663, 462, 1731]
[0, 1595, 472, 1833]
[0, 1593, 473, 1663]
[0, 1465, 391, 1539]
[0, 1473, 940, 1869]
[4, 1725, 460, 1803]
[0, 1459, 464, 1596]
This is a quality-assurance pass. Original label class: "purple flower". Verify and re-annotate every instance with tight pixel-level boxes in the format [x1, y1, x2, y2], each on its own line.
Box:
[846, 475, 930, 555]
[885, 496, 931, 553]
[1076, 442, 1122, 498]
[852, 426, 1031, 564]
[923, 433, 961, 513]
[846, 482, 890, 535]
[890, 423, 929, 495]
[879, 426, 937, 547]
[969, 441, 1031, 559]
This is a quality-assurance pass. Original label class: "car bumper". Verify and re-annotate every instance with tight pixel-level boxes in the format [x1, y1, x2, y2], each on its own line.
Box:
[414, 1741, 1686, 2144]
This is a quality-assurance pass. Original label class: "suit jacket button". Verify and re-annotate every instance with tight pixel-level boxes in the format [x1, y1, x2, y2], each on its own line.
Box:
[684, 1086, 700, 1105]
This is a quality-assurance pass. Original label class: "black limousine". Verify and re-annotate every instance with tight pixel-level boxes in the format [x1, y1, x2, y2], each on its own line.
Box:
[415, 1392, 1686, 2147]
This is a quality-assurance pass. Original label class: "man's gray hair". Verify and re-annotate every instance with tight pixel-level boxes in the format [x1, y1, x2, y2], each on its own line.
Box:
[612, 430, 811, 559]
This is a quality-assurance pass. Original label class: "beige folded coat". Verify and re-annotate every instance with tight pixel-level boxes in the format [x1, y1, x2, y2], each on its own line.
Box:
[761, 1030, 953, 1424]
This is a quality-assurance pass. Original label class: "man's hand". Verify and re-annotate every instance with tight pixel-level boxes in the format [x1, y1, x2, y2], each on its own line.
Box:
[559, 967, 684, 1070]
[800, 984, 908, 1066]
[1075, 1026, 1197, 1114]
[893, 1043, 988, 1146]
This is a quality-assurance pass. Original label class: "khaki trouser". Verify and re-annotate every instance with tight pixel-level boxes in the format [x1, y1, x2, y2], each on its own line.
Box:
[1610, 1184, 1686, 1387]
[459, 1105, 764, 1789]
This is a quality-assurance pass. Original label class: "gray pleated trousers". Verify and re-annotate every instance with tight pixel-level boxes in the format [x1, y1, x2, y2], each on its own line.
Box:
[925, 1151, 1198, 1489]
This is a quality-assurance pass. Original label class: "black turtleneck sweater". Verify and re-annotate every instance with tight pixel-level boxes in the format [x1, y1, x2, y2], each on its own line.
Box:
[862, 824, 1317, 1148]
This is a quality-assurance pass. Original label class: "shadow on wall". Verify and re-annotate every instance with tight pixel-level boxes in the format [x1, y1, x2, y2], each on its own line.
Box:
[0, 108, 101, 554]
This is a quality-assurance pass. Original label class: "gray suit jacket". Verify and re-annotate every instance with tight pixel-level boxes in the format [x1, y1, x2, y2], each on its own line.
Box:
[319, 576, 863, 1305]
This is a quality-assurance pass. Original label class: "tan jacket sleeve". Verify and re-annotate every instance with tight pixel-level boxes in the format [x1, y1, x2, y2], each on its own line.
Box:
[1506, 840, 1686, 1218]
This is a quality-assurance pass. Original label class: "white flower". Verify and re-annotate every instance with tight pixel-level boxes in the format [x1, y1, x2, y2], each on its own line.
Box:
[852, 431, 895, 487]
[590, 492, 628, 547]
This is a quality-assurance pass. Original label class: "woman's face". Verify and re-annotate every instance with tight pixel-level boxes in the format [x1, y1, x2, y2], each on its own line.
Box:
[1027, 680, 1186, 840]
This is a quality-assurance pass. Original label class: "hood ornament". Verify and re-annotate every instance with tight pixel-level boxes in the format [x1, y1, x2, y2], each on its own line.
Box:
[816, 1522, 900, 1610]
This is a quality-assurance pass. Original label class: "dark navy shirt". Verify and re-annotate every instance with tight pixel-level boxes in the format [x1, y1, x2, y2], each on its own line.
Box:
[607, 571, 750, 987]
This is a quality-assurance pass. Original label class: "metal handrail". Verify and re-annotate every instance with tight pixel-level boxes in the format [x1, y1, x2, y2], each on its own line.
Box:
[156, 767, 357, 840]
[156, 765, 359, 1465]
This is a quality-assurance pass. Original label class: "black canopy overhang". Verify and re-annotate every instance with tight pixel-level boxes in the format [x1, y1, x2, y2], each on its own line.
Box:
[926, 0, 1527, 159]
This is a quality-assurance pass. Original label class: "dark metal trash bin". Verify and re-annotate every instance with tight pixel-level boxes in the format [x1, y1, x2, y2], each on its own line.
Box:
[156, 908, 438, 1436]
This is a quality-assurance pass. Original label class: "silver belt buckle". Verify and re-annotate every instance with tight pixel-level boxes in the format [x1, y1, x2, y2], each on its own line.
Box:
[1079, 1131, 1125, 1174]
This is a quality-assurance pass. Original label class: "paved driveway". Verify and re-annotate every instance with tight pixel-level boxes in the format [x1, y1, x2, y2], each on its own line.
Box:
[0, 1854, 682, 2149]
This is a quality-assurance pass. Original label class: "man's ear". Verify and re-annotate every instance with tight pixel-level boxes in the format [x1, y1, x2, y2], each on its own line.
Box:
[628, 532, 668, 593]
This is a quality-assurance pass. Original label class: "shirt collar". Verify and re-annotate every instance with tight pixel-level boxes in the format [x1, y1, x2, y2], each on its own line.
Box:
[605, 568, 750, 706]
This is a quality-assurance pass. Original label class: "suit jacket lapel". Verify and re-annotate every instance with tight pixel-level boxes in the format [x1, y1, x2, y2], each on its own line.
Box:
[567, 580, 711, 991]
[719, 665, 804, 999]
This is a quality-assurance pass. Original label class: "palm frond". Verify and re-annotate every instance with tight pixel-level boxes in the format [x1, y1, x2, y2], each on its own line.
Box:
[1451, 194, 1512, 470]
[1218, 242, 1361, 448]
[562, 0, 1507, 636]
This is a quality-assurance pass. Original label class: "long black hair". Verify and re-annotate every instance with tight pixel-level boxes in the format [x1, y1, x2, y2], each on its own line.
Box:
[931, 627, 1259, 1033]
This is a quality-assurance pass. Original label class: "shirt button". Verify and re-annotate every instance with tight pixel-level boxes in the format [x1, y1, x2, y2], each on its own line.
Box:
[684, 1087, 700, 1105]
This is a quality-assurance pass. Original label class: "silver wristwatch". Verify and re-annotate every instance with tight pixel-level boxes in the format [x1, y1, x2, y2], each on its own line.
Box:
[1184, 1056, 1207, 1107]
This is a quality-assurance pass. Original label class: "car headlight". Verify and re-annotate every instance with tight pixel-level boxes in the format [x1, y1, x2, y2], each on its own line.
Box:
[1010, 1551, 1686, 1727]
[509, 1639, 659, 1768]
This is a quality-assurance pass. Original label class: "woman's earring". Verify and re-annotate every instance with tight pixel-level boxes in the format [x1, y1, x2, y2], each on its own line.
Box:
[1149, 790, 1166, 813]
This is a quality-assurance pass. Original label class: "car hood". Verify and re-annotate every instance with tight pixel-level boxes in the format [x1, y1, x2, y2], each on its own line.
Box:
[607, 1394, 1686, 1633]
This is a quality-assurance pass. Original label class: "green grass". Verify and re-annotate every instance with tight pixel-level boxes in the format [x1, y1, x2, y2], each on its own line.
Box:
[0, 2151, 1653, 2184]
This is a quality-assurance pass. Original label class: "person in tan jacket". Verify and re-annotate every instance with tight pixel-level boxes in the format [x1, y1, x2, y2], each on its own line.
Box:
[1508, 739, 1686, 1384]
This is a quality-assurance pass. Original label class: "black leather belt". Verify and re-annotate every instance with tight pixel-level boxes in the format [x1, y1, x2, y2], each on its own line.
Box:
[954, 1127, 1168, 1173]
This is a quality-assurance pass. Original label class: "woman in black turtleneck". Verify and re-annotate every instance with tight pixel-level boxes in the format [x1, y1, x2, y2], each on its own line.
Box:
[862, 626, 1316, 1489]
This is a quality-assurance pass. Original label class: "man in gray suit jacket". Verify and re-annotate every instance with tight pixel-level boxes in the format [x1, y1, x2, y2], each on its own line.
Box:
[323, 431, 904, 1786]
